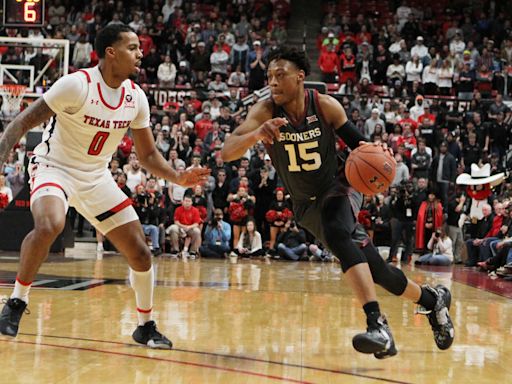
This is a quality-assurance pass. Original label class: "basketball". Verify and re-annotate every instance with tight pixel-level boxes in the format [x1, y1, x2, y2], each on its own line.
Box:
[345, 144, 396, 195]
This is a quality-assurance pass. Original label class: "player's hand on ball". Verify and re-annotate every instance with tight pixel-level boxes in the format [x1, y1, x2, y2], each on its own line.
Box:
[359, 141, 394, 159]
[256, 118, 288, 145]
[176, 168, 211, 187]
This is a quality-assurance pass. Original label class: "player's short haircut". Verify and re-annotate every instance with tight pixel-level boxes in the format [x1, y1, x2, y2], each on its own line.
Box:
[267, 47, 311, 76]
[95, 24, 135, 59]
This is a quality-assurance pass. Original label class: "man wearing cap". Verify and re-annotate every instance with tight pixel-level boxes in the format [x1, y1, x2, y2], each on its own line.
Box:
[322, 32, 340, 51]
[175, 61, 193, 87]
[190, 41, 210, 84]
[247, 40, 266, 91]
[410, 36, 428, 62]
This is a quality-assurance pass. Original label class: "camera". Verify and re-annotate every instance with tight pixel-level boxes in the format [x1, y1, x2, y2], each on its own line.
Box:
[289, 221, 297, 229]
[434, 231, 440, 238]
[137, 193, 148, 205]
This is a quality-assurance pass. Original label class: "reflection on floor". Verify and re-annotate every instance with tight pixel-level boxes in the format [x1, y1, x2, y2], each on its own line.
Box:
[0, 243, 510, 384]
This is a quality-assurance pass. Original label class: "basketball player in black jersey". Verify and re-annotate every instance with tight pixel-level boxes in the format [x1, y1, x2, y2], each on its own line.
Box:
[222, 47, 454, 358]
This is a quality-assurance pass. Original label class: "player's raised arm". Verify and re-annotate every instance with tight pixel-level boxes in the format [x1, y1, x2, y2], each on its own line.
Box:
[132, 127, 210, 187]
[318, 93, 367, 149]
[0, 98, 55, 163]
[221, 100, 287, 162]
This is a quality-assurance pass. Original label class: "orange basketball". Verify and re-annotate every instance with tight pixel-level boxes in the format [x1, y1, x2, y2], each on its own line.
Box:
[345, 144, 396, 195]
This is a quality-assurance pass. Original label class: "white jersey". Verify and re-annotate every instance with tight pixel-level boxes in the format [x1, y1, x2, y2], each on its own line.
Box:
[33, 66, 149, 177]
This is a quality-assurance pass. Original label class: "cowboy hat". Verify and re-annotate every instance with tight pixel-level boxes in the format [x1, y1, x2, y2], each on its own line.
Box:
[456, 163, 505, 186]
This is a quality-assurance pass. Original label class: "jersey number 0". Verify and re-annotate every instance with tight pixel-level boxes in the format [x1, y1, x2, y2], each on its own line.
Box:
[284, 141, 322, 172]
[88, 131, 110, 156]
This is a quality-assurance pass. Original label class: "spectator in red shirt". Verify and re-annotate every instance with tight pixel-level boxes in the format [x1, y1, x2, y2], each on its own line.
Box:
[117, 134, 134, 163]
[397, 109, 418, 132]
[194, 109, 214, 141]
[185, 90, 203, 113]
[166, 195, 202, 258]
[396, 123, 417, 159]
[318, 44, 339, 83]
[338, 46, 357, 85]
[417, 105, 436, 125]
[138, 27, 154, 58]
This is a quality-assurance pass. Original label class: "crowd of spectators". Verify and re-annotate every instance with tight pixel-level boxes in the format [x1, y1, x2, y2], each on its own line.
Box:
[317, 1, 512, 277]
[1, 1, 512, 277]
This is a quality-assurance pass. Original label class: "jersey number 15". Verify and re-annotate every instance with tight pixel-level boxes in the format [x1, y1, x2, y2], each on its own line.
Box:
[284, 141, 322, 172]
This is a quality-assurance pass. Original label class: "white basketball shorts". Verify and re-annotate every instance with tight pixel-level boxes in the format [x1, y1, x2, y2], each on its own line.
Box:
[28, 159, 138, 235]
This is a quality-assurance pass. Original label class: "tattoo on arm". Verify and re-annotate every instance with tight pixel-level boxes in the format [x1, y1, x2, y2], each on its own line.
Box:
[0, 98, 54, 163]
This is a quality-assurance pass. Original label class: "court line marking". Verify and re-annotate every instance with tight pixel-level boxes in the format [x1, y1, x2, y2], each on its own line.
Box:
[0, 338, 313, 384]
[18, 332, 412, 384]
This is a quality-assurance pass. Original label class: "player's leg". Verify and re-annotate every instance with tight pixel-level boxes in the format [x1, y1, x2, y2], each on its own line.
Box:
[315, 194, 396, 358]
[187, 227, 201, 258]
[78, 176, 171, 349]
[0, 195, 66, 337]
[361, 242, 454, 350]
[102, 219, 172, 349]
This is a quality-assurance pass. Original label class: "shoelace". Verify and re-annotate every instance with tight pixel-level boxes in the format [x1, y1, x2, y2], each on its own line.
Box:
[1, 298, 31, 315]
[414, 305, 431, 315]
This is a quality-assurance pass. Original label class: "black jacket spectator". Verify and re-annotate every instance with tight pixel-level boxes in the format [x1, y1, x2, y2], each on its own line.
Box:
[430, 151, 457, 184]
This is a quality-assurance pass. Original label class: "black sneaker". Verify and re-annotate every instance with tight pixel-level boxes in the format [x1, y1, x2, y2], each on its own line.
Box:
[416, 285, 455, 350]
[132, 320, 173, 349]
[152, 248, 163, 257]
[0, 298, 29, 337]
[352, 315, 397, 359]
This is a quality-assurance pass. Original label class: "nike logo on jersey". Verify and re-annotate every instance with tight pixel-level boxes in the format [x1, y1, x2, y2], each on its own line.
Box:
[83, 115, 132, 129]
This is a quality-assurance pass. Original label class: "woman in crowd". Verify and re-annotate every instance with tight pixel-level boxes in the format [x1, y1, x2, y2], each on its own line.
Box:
[235, 218, 264, 258]
[415, 228, 453, 266]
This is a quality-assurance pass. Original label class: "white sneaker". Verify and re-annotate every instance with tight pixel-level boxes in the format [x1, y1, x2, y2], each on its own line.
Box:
[182, 250, 189, 259]
[96, 243, 104, 252]
[229, 251, 238, 263]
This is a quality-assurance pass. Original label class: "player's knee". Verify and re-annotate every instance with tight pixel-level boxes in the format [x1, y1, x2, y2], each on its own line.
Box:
[33, 217, 65, 241]
[128, 241, 152, 265]
[363, 245, 407, 296]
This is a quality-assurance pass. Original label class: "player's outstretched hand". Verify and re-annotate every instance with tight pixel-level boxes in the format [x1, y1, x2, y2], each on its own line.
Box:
[359, 141, 394, 158]
[175, 168, 211, 187]
[256, 118, 288, 145]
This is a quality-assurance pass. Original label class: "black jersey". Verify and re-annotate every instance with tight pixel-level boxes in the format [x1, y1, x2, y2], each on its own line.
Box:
[267, 89, 338, 201]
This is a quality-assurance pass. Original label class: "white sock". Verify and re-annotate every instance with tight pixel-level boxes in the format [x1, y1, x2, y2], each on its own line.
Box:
[11, 277, 32, 304]
[129, 266, 154, 325]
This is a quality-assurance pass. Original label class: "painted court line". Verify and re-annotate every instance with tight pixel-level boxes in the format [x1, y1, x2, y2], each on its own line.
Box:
[0, 339, 313, 384]
[19, 333, 412, 384]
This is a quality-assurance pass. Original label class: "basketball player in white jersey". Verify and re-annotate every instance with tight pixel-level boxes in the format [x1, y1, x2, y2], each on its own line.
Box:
[0, 24, 210, 349]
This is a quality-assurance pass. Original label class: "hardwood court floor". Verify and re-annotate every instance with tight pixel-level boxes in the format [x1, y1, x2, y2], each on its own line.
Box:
[0, 245, 511, 384]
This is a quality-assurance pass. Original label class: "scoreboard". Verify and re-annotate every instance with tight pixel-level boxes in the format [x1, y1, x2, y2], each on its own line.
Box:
[3, 0, 45, 27]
